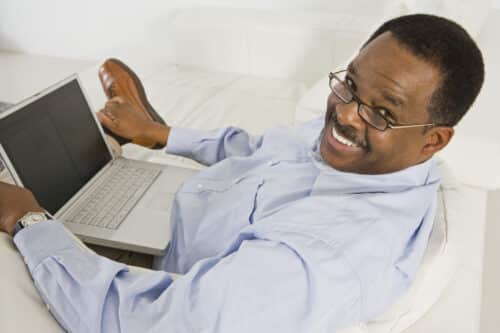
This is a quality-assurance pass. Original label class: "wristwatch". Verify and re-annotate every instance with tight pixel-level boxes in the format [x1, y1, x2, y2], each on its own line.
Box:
[13, 211, 53, 236]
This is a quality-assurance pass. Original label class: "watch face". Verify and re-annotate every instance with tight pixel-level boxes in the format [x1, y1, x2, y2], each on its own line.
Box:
[23, 212, 48, 226]
[31, 214, 46, 222]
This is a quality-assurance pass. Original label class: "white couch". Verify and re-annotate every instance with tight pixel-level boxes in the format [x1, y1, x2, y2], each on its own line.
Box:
[0, 5, 496, 332]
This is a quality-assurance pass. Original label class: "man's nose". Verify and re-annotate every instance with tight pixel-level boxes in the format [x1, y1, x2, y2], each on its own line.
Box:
[335, 101, 365, 130]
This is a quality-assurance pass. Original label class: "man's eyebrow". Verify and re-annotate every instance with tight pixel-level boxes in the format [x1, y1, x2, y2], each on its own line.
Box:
[348, 62, 405, 108]
[347, 63, 356, 75]
[381, 91, 405, 107]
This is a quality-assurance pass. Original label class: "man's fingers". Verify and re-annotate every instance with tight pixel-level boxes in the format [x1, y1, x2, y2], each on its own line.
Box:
[97, 111, 117, 129]
[105, 97, 125, 108]
[109, 96, 125, 104]
[105, 100, 118, 108]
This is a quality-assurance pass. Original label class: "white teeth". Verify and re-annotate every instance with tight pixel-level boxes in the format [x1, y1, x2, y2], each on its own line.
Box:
[332, 127, 358, 147]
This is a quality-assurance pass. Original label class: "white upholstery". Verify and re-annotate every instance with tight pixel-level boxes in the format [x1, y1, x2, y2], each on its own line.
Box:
[167, 7, 377, 84]
[383, 0, 491, 37]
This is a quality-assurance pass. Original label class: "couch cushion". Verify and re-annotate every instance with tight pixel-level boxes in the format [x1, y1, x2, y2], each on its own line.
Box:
[143, 65, 306, 132]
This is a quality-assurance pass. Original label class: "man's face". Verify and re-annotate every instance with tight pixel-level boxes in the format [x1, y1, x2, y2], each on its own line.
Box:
[320, 32, 442, 174]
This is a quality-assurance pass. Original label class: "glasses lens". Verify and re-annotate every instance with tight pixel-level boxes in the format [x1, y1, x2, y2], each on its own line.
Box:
[359, 105, 388, 131]
[330, 74, 352, 103]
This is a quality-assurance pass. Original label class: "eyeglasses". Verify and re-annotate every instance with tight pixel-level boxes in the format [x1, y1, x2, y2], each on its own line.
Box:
[328, 70, 435, 131]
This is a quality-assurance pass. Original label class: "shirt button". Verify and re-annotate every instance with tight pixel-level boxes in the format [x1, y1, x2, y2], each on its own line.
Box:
[197, 184, 203, 189]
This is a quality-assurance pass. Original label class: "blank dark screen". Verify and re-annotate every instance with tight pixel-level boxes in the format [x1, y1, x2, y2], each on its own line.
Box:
[0, 79, 112, 214]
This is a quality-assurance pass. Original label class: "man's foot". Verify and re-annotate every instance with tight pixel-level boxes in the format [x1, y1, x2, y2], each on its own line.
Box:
[98, 58, 166, 149]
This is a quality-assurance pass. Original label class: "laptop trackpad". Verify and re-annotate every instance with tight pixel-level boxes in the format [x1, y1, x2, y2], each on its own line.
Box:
[147, 192, 175, 212]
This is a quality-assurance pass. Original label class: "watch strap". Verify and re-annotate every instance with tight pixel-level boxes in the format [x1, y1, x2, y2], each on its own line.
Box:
[13, 211, 53, 237]
[13, 221, 25, 236]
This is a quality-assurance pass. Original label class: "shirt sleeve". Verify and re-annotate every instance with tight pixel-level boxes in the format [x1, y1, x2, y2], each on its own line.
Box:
[14, 221, 361, 333]
[165, 127, 264, 166]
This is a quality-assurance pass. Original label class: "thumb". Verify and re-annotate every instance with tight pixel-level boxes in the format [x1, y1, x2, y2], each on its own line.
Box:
[109, 96, 125, 104]
[97, 111, 116, 130]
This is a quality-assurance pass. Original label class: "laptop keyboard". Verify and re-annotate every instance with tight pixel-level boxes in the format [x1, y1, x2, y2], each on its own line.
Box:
[66, 160, 161, 230]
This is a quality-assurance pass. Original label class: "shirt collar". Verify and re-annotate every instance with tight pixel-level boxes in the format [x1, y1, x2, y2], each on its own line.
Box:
[308, 131, 441, 194]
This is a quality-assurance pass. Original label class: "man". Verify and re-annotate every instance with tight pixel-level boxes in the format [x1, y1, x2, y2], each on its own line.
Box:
[0, 14, 484, 332]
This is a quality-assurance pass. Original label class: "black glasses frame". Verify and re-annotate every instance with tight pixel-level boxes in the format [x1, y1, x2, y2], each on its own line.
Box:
[328, 70, 435, 131]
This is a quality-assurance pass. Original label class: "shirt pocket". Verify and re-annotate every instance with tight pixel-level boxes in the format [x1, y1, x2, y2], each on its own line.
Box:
[178, 177, 238, 194]
[173, 176, 265, 257]
[176, 177, 265, 229]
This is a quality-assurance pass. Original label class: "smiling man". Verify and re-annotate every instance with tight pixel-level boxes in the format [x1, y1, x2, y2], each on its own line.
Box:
[0, 14, 484, 333]
[322, 28, 469, 175]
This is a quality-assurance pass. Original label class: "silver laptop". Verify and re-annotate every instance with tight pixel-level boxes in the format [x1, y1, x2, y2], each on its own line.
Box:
[0, 75, 196, 255]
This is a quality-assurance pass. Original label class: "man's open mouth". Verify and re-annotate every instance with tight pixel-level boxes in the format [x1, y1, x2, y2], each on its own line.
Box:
[331, 126, 360, 148]
[325, 113, 368, 152]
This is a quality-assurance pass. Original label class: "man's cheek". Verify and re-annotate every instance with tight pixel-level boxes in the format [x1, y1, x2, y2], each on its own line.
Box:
[369, 129, 394, 145]
[366, 132, 393, 154]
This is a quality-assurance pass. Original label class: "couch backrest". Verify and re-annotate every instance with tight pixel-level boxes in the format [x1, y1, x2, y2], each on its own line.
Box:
[166, 7, 377, 85]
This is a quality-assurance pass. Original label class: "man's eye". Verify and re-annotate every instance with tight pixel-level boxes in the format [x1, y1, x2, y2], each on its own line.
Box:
[378, 109, 396, 122]
[345, 77, 356, 90]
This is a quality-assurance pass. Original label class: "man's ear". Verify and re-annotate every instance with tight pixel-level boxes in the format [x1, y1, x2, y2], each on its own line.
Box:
[421, 126, 454, 158]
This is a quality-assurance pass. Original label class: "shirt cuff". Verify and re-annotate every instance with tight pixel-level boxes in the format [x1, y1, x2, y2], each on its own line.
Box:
[13, 221, 81, 272]
[165, 127, 210, 158]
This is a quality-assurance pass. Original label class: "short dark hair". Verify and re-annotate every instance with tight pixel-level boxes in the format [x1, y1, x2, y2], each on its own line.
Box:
[363, 14, 484, 127]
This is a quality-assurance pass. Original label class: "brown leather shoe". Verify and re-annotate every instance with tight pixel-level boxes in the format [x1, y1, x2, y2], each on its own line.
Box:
[98, 58, 166, 149]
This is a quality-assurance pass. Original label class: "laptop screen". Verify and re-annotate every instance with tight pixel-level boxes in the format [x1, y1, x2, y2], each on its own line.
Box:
[0, 78, 112, 214]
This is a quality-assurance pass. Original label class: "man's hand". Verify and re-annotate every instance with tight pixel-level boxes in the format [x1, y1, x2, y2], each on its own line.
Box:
[97, 97, 170, 148]
[0, 181, 44, 236]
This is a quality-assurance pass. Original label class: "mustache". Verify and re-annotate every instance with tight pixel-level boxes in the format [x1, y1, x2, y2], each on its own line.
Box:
[330, 111, 369, 150]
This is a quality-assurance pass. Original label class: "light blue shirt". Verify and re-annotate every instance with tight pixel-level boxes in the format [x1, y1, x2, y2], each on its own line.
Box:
[14, 117, 440, 332]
